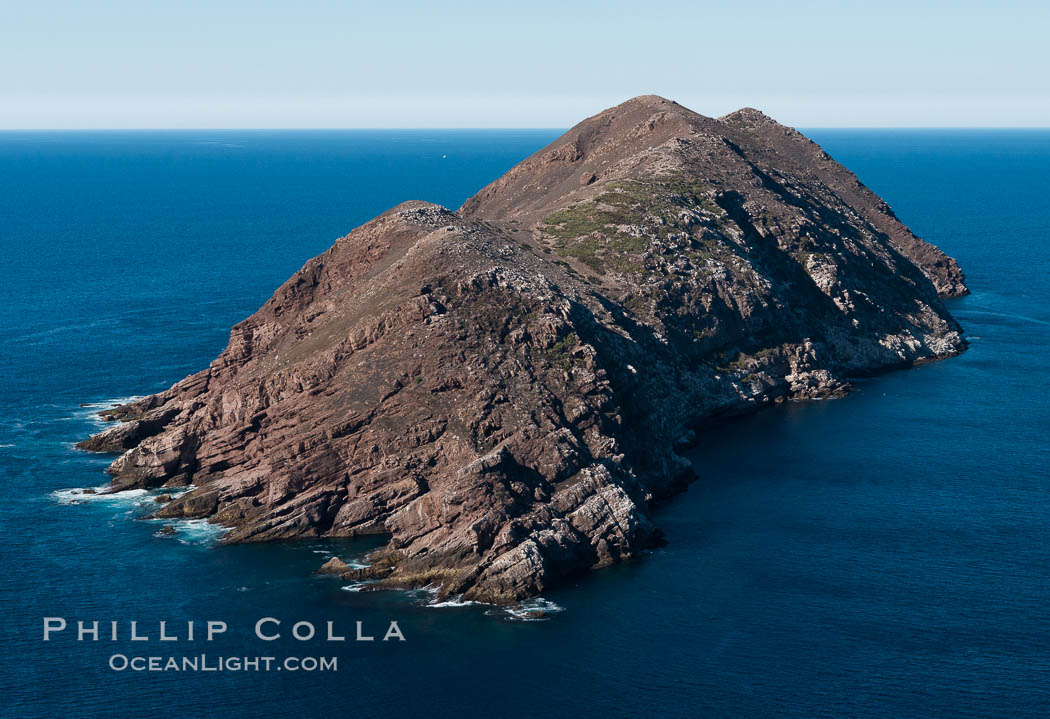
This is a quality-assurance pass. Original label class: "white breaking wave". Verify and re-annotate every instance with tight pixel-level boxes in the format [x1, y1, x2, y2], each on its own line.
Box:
[498, 598, 566, 622]
[428, 596, 483, 608]
[171, 518, 230, 545]
[78, 396, 144, 410]
[148, 516, 230, 545]
[74, 397, 145, 428]
[341, 581, 379, 593]
[54, 485, 227, 546]
[51, 487, 147, 506]
[52, 485, 194, 507]
[422, 591, 564, 620]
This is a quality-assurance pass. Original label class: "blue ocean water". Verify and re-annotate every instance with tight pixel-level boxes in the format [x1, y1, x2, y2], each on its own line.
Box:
[1, 129, 1048, 718]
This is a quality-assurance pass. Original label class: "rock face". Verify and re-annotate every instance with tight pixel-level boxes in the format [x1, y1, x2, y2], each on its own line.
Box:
[79, 96, 967, 604]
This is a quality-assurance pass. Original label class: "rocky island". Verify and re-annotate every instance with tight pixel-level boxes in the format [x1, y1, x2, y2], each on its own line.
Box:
[79, 96, 967, 604]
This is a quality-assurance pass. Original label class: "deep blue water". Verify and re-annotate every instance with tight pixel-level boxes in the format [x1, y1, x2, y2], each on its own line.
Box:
[1, 129, 1048, 718]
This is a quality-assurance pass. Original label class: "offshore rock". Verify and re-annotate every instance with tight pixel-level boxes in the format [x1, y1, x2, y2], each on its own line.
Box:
[81, 96, 967, 603]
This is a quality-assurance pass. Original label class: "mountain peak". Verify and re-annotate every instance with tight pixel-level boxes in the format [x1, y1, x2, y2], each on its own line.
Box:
[721, 106, 771, 119]
[614, 94, 678, 108]
[719, 106, 782, 128]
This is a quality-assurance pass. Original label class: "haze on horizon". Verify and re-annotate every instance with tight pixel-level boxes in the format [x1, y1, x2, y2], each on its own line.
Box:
[2, 0, 1047, 130]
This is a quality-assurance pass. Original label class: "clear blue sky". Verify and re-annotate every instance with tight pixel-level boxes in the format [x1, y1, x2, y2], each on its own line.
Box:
[2, 0, 1047, 128]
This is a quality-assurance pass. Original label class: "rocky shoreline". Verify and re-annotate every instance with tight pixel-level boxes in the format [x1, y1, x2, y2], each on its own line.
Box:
[78, 96, 966, 604]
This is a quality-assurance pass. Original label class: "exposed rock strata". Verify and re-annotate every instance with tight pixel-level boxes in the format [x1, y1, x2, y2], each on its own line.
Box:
[79, 96, 967, 603]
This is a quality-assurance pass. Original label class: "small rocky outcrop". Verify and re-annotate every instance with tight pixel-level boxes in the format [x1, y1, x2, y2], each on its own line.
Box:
[80, 96, 967, 604]
[317, 557, 352, 575]
[75, 406, 179, 453]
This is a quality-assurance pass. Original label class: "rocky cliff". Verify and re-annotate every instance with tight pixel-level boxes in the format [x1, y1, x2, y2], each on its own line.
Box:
[79, 96, 967, 603]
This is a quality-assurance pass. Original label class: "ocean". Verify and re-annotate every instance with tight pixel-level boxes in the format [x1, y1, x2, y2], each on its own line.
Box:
[1, 128, 1048, 718]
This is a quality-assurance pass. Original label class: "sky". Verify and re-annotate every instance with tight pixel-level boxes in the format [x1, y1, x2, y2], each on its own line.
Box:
[1, 0, 1047, 129]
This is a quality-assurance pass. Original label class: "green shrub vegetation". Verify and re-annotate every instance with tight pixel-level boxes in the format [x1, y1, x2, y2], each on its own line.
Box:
[543, 332, 580, 370]
[539, 174, 724, 275]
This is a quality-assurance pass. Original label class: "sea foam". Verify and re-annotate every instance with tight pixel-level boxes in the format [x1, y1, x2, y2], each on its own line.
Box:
[51, 486, 148, 506]
[495, 598, 565, 622]
[169, 518, 230, 545]
[74, 397, 144, 428]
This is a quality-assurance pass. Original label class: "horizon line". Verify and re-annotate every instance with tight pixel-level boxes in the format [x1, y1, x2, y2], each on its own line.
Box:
[2, 125, 1050, 132]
